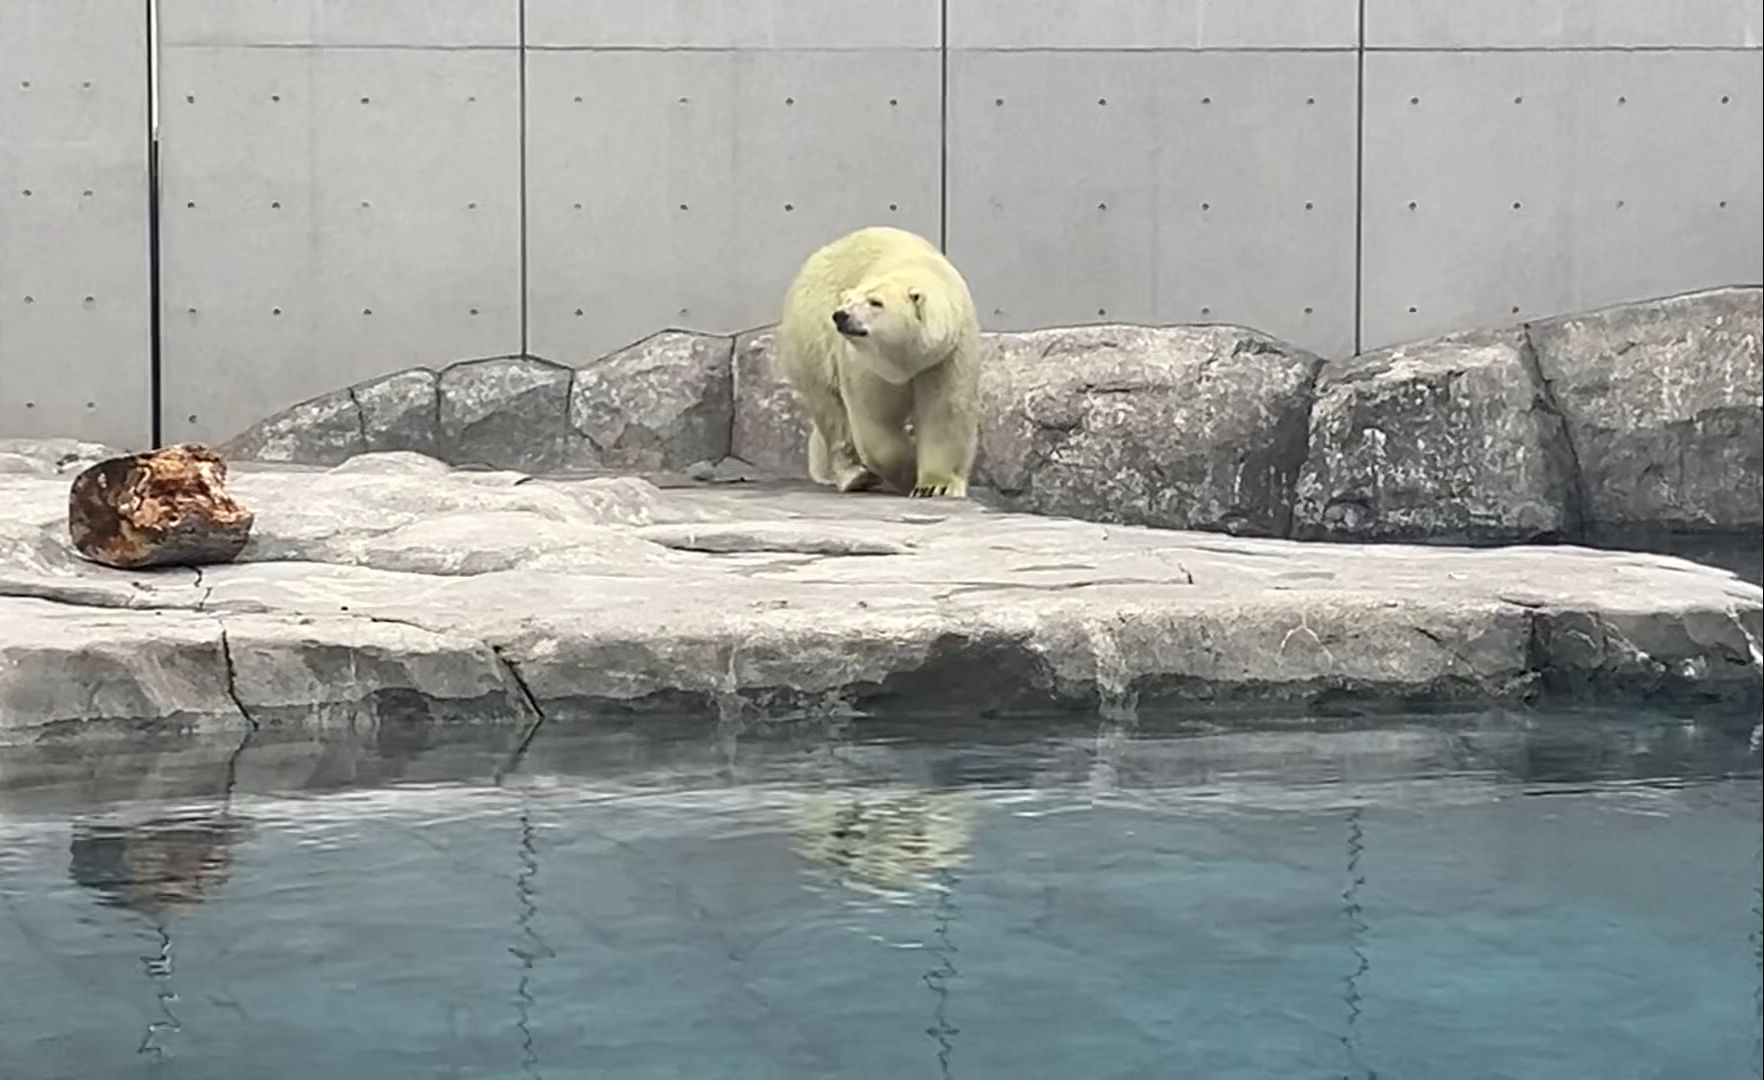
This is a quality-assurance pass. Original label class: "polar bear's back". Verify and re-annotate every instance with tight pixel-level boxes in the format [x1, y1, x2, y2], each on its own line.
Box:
[802, 225, 942, 282]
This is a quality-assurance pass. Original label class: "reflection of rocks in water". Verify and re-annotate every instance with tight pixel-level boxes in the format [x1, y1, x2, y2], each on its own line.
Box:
[68, 810, 251, 916]
[791, 790, 975, 900]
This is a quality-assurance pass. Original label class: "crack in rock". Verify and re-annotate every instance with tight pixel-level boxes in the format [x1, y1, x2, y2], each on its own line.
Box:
[1410, 625, 1496, 690]
[216, 624, 258, 731]
[635, 525, 913, 557]
[1281, 352, 1329, 540]
[0, 585, 150, 610]
[1728, 607, 1764, 666]
[1518, 319, 1590, 538]
[192, 566, 214, 612]
[219, 709, 257, 803]
[492, 646, 548, 783]
[345, 609, 452, 636]
[345, 385, 371, 447]
[932, 575, 1196, 599]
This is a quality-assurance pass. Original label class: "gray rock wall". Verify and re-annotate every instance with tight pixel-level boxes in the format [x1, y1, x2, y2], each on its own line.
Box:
[1529, 289, 1763, 535]
[976, 325, 1320, 536]
[1292, 328, 1581, 542]
[221, 287, 1764, 543]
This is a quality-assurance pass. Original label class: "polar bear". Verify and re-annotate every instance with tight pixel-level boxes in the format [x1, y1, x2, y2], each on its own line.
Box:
[777, 225, 981, 498]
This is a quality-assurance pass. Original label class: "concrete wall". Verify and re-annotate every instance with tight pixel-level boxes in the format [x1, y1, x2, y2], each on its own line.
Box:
[0, 0, 154, 447]
[1360, 1, 1761, 348]
[152, 2, 524, 444]
[2, 0, 1759, 448]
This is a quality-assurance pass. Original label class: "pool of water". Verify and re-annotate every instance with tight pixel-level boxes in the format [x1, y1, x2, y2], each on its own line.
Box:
[1, 708, 1759, 1080]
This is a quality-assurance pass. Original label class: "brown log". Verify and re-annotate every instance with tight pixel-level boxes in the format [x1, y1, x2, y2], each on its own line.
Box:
[67, 443, 254, 569]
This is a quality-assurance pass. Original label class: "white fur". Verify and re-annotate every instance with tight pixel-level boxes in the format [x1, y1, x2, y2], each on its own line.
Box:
[777, 226, 982, 498]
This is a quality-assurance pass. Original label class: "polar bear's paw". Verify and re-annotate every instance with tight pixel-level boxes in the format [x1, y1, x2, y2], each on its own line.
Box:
[909, 475, 967, 499]
[835, 465, 886, 494]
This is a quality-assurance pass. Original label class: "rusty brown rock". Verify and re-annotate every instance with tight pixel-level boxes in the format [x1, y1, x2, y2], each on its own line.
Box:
[67, 444, 255, 569]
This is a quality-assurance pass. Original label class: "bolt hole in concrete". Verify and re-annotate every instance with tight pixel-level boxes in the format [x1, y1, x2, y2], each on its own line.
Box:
[0, 710, 1755, 1077]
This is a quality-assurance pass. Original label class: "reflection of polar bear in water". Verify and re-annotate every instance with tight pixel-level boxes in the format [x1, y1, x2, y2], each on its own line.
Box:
[790, 790, 976, 900]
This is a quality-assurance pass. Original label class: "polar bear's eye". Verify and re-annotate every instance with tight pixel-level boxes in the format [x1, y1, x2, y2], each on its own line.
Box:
[867, 298, 884, 309]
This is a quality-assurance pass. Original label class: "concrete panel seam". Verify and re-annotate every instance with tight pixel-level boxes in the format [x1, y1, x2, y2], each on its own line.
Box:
[939, 0, 949, 250]
[935, 45, 1761, 55]
[147, 0, 163, 446]
[1365, 44, 1763, 54]
[945, 45, 1359, 55]
[162, 42, 522, 53]
[519, 0, 530, 355]
[1354, 0, 1366, 356]
[524, 44, 941, 54]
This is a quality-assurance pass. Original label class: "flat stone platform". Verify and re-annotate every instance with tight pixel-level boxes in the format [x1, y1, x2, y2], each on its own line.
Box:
[2, 441, 1759, 734]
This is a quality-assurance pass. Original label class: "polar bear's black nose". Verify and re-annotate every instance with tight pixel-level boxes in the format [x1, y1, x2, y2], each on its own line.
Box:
[832, 310, 852, 331]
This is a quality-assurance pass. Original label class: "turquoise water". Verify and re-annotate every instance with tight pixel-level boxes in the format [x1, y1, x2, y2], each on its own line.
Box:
[1, 710, 1759, 1080]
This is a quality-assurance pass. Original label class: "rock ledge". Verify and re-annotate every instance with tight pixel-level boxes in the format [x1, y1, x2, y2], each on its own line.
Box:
[2, 443, 1758, 734]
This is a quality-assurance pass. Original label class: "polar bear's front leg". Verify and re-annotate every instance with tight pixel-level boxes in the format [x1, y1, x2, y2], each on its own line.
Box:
[803, 401, 881, 493]
[842, 368, 917, 494]
[806, 423, 834, 485]
[908, 362, 979, 498]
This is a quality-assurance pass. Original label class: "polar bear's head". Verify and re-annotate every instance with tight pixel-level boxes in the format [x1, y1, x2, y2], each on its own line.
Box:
[830, 263, 963, 358]
[831, 272, 925, 346]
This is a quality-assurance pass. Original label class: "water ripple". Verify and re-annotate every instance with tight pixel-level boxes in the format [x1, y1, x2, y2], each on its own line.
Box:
[1751, 847, 1762, 1078]
[136, 923, 181, 1059]
[510, 805, 554, 1079]
[923, 866, 962, 1079]
[1340, 803, 1374, 1080]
